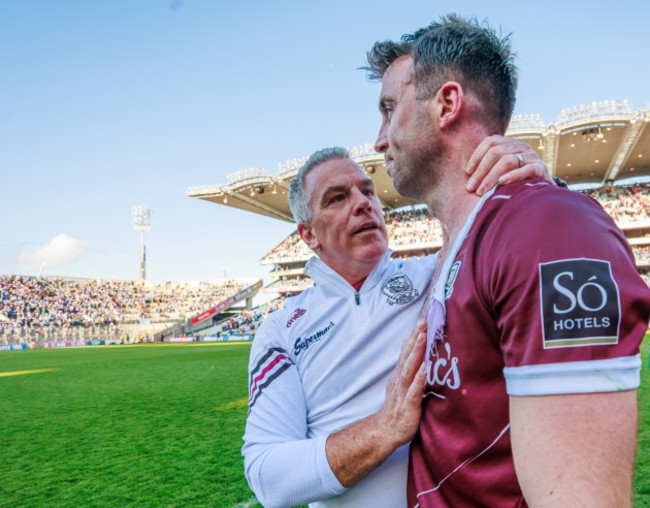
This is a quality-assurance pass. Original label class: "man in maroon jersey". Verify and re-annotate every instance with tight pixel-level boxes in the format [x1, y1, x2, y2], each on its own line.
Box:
[366, 14, 650, 507]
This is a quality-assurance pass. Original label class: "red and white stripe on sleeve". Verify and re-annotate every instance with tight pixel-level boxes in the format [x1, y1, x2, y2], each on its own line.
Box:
[248, 346, 294, 409]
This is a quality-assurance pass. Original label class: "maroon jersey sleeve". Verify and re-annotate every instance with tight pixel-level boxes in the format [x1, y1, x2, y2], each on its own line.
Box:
[476, 183, 649, 393]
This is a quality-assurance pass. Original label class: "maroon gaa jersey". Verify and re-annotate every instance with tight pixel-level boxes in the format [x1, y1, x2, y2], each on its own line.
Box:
[409, 180, 650, 507]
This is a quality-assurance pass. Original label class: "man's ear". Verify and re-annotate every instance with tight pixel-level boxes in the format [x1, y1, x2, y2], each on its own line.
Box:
[298, 222, 320, 251]
[432, 81, 464, 130]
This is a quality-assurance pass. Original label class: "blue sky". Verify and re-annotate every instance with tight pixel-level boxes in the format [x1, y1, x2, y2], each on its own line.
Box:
[1, 0, 649, 282]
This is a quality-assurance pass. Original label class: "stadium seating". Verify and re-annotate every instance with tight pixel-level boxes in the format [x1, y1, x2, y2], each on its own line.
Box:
[585, 184, 650, 225]
[261, 182, 650, 290]
[212, 298, 285, 335]
[4, 182, 650, 347]
[0, 276, 252, 345]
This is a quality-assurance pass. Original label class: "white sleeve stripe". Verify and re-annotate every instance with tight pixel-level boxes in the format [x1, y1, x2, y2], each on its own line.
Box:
[503, 354, 641, 396]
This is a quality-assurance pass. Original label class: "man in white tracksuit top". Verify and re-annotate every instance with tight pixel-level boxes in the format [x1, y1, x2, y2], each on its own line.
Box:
[242, 142, 549, 507]
[244, 248, 435, 507]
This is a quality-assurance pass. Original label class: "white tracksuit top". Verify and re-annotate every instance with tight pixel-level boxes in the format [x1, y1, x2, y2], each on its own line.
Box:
[242, 250, 436, 507]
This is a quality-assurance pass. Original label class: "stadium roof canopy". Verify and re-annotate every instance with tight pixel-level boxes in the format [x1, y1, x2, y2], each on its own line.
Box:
[187, 101, 650, 223]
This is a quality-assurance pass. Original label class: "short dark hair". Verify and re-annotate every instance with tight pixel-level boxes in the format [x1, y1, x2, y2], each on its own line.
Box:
[364, 14, 518, 134]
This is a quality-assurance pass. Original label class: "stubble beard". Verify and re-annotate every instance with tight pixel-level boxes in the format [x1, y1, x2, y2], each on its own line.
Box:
[393, 118, 445, 202]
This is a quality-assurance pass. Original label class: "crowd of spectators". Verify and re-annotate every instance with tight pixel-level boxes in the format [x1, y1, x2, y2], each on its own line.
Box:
[633, 246, 650, 265]
[0, 276, 116, 335]
[218, 298, 285, 335]
[384, 207, 443, 246]
[0, 276, 249, 340]
[262, 207, 444, 263]
[263, 184, 650, 263]
[267, 277, 314, 292]
[5, 183, 650, 344]
[585, 183, 650, 224]
[262, 234, 312, 263]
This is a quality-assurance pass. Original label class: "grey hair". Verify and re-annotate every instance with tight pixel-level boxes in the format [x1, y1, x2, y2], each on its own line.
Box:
[364, 14, 518, 134]
[288, 146, 351, 224]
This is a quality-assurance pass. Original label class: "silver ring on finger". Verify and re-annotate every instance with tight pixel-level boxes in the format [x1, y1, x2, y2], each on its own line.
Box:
[514, 153, 524, 168]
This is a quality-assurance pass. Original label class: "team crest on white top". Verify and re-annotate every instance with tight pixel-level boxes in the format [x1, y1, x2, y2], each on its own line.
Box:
[383, 274, 419, 305]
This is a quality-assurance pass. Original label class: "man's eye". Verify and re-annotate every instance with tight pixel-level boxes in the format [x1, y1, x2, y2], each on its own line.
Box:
[330, 195, 344, 203]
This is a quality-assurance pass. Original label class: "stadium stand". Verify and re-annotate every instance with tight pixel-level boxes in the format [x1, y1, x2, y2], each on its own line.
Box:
[585, 184, 650, 224]
[4, 182, 650, 349]
[258, 182, 650, 292]
[0, 276, 260, 346]
[214, 298, 285, 334]
[261, 234, 311, 263]
[4, 102, 650, 349]
[634, 246, 650, 266]
[188, 100, 650, 295]
[385, 207, 443, 247]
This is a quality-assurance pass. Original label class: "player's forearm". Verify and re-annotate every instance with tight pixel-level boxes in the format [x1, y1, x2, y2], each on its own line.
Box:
[325, 411, 405, 488]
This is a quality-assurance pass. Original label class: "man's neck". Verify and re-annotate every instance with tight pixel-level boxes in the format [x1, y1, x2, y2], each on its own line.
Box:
[350, 279, 365, 292]
[319, 254, 382, 288]
[424, 146, 483, 251]
[426, 121, 494, 248]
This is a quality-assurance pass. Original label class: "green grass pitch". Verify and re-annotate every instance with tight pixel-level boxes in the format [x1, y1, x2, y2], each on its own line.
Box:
[0, 336, 649, 507]
[0, 342, 257, 507]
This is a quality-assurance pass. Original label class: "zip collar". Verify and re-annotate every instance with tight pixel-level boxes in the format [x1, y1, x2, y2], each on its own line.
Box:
[304, 249, 393, 296]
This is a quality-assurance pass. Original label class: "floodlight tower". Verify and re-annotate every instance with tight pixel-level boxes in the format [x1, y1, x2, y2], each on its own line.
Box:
[131, 205, 152, 281]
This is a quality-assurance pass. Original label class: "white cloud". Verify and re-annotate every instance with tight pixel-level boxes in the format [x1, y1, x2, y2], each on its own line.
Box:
[17, 234, 90, 271]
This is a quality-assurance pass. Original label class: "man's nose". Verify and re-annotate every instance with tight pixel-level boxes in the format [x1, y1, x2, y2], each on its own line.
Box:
[374, 122, 388, 153]
[353, 188, 372, 213]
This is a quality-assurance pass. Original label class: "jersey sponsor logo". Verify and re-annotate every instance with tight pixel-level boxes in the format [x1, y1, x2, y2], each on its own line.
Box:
[445, 261, 461, 300]
[425, 341, 461, 399]
[293, 321, 335, 355]
[248, 346, 293, 409]
[539, 258, 621, 348]
[383, 274, 419, 305]
[286, 308, 306, 328]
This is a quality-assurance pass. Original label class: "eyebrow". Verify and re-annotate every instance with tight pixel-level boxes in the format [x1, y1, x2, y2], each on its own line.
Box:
[320, 185, 348, 206]
[319, 179, 376, 206]
[359, 178, 375, 189]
